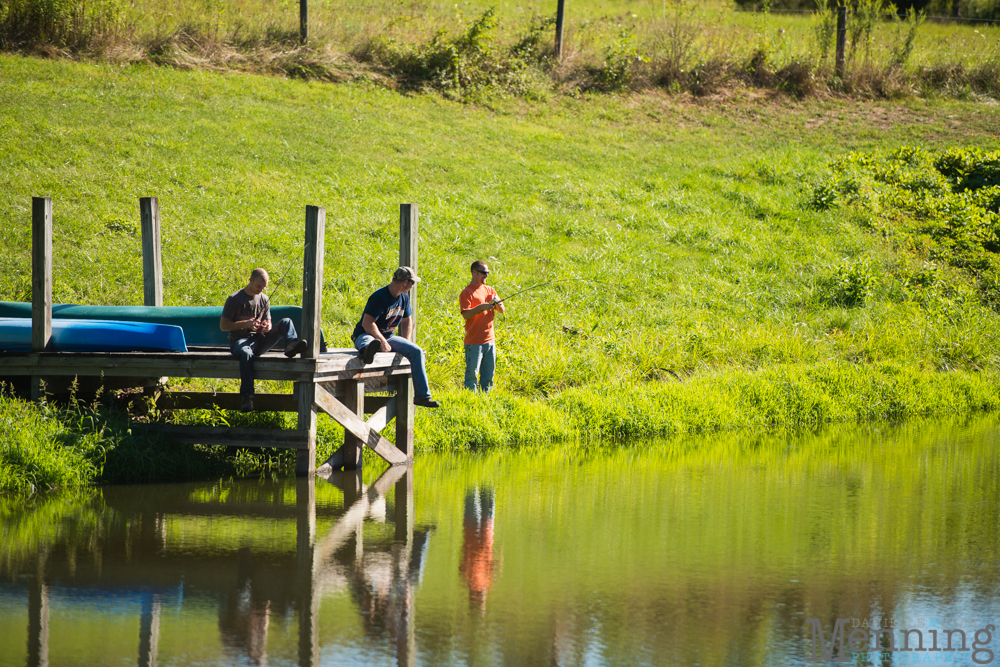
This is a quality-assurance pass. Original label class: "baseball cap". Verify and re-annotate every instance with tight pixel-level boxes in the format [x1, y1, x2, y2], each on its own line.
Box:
[393, 266, 422, 283]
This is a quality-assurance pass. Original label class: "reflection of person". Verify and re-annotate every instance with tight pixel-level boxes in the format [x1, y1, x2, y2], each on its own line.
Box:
[460, 487, 497, 610]
[352, 266, 439, 408]
[459, 261, 504, 393]
[219, 547, 271, 666]
[221, 268, 307, 412]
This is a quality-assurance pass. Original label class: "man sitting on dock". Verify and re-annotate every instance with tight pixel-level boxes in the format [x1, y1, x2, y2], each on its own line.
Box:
[352, 266, 440, 408]
[221, 268, 308, 412]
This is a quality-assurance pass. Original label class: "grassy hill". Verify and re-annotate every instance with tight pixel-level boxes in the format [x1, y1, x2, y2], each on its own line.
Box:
[2, 53, 1000, 490]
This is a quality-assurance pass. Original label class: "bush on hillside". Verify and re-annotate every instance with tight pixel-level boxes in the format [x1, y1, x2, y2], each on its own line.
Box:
[353, 9, 550, 98]
[811, 146, 1000, 306]
[0, 0, 124, 50]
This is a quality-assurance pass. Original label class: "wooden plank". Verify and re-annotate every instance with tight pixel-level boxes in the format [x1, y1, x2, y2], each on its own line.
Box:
[155, 391, 298, 412]
[301, 205, 325, 360]
[313, 384, 407, 465]
[139, 196, 163, 307]
[363, 395, 393, 414]
[399, 203, 418, 342]
[143, 425, 310, 449]
[395, 375, 414, 461]
[31, 197, 53, 403]
[31, 197, 53, 354]
[366, 395, 397, 433]
[296, 382, 318, 475]
[342, 380, 363, 470]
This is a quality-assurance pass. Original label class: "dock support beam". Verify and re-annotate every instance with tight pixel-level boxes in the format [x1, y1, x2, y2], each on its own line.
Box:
[140, 197, 163, 307]
[31, 197, 52, 401]
[343, 380, 364, 470]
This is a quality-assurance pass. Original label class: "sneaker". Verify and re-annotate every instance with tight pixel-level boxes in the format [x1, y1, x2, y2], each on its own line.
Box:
[239, 395, 254, 412]
[413, 397, 440, 408]
[362, 340, 380, 364]
[284, 339, 308, 358]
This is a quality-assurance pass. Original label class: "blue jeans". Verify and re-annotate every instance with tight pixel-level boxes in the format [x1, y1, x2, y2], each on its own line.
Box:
[229, 318, 297, 396]
[464, 343, 495, 393]
[353, 334, 432, 401]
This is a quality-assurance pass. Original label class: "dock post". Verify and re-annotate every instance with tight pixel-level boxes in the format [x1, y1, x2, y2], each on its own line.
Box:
[27, 550, 49, 667]
[138, 594, 161, 667]
[139, 197, 163, 307]
[399, 204, 418, 341]
[295, 477, 319, 667]
[396, 204, 417, 461]
[31, 197, 53, 401]
[296, 205, 325, 476]
[343, 380, 364, 470]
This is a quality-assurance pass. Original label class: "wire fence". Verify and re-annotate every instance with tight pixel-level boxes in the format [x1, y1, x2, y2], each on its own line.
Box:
[734, 6, 1000, 23]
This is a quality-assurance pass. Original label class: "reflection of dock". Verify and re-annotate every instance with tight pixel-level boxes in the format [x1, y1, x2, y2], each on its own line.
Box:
[21, 467, 429, 667]
[3, 198, 424, 474]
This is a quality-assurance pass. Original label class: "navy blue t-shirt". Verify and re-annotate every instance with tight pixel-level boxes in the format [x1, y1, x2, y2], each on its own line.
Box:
[352, 286, 411, 339]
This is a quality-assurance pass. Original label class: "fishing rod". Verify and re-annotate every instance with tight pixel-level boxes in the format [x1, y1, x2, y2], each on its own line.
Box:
[264, 254, 300, 304]
[492, 277, 611, 304]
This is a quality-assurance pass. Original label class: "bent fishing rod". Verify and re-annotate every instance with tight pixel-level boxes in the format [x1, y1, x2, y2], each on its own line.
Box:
[492, 277, 610, 304]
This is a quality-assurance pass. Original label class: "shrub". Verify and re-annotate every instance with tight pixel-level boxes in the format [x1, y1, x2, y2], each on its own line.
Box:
[353, 9, 545, 99]
[0, 0, 124, 50]
[819, 261, 878, 307]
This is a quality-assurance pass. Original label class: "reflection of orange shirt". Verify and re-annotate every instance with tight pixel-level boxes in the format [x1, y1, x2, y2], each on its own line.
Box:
[459, 284, 498, 345]
[460, 519, 495, 603]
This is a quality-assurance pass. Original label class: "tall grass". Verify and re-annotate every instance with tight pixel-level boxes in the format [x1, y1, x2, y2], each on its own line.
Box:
[0, 0, 998, 99]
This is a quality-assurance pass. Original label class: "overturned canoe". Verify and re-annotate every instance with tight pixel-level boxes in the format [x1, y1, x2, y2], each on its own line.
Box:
[0, 318, 188, 353]
[0, 302, 325, 349]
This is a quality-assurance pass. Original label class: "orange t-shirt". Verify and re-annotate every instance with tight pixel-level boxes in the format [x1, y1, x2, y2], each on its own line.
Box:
[460, 283, 498, 345]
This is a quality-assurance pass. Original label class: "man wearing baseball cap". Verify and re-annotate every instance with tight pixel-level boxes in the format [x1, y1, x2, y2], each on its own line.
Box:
[351, 266, 439, 408]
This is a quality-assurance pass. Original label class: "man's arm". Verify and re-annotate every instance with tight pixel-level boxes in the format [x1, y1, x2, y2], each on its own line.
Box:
[362, 314, 392, 352]
[461, 303, 495, 321]
[398, 316, 413, 341]
[220, 316, 263, 333]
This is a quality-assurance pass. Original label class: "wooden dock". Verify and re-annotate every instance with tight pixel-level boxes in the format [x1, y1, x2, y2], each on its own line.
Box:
[3, 197, 424, 475]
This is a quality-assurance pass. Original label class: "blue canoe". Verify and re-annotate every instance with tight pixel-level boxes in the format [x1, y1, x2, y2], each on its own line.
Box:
[0, 318, 188, 353]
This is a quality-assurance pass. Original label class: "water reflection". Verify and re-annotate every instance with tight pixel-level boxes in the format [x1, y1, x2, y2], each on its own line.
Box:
[461, 487, 497, 612]
[2, 466, 426, 667]
[2, 416, 1000, 666]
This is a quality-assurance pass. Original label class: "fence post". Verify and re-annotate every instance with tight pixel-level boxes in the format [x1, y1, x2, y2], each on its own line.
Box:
[555, 0, 566, 60]
[300, 0, 308, 44]
[835, 4, 847, 79]
[31, 197, 53, 400]
[140, 197, 163, 307]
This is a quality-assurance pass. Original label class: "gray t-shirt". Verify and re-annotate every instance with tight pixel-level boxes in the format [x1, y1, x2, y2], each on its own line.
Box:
[222, 289, 270, 343]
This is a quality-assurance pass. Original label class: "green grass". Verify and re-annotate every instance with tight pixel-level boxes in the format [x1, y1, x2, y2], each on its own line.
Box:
[2, 0, 999, 98]
[2, 54, 1000, 488]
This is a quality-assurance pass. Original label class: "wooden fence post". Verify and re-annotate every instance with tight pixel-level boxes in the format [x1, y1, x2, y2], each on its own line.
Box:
[835, 4, 847, 79]
[31, 197, 52, 401]
[555, 0, 567, 61]
[300, 0, 308, 44]
[140, 197, 163, 307]
[399, 203, 418, 342]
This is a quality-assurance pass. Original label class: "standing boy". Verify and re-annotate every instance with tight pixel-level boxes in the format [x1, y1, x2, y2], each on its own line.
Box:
[459, 260, 504, 393]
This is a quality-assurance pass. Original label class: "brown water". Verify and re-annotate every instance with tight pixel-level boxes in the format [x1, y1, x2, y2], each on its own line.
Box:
[1, 416, 999, 666]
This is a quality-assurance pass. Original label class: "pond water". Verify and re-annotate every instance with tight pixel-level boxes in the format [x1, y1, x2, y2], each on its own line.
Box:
[1, 416, 999, 667]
